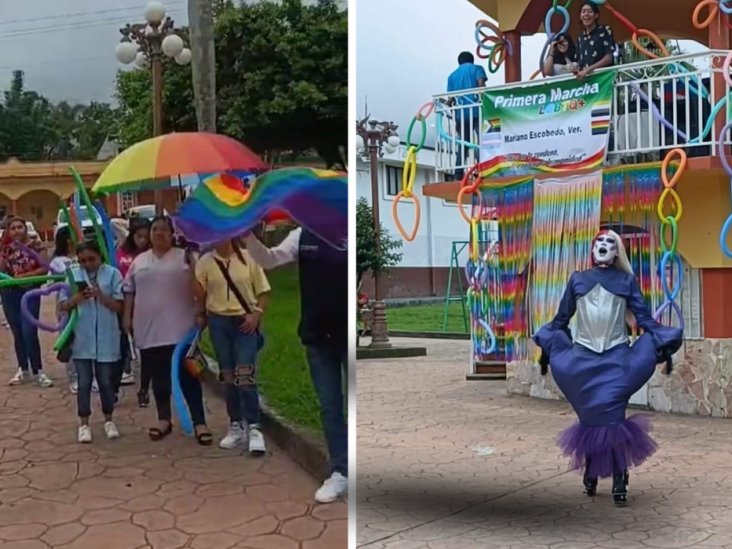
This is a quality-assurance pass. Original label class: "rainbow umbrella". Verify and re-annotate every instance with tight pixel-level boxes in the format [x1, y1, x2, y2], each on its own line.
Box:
[92, 132, 267, 194]
[173, 167, 347, 248]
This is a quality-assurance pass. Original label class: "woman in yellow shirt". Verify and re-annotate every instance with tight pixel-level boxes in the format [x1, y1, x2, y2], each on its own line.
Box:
[194, 239, 271, 455]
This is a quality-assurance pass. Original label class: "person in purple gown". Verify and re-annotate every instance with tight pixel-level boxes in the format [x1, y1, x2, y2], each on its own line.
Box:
[534, 229, 682, 505]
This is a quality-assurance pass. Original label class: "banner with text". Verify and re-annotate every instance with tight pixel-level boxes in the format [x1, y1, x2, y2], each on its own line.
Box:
[479, 71, 615, 177]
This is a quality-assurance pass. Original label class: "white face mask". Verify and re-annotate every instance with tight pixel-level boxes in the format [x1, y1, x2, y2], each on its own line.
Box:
[592, 233, 618, 266]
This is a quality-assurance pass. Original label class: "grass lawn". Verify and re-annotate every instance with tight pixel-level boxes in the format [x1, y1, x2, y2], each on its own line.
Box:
[386, 301, 469, 333]
[199, 267, 323, 432]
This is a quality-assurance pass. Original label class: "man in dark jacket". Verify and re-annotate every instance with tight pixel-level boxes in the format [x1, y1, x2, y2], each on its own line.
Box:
[244, 227, 347, 503]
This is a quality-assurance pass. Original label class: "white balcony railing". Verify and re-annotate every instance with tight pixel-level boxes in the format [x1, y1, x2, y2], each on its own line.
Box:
[432, 50, 732, 179]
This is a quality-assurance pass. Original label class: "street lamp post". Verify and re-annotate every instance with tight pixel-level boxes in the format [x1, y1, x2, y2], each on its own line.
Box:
[115, 1, 192, 214]
[356, 116, 400, 349]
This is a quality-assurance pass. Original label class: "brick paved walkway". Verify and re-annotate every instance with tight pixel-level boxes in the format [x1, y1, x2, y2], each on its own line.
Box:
[357, 338, 732, 549]
[0, 306, 346, 549]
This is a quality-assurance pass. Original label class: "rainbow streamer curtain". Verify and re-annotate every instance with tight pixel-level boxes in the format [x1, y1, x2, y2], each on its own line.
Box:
[173, 167, 347, 247]
[477, 177, 534, 361]
[529, 171, 603, 334]
[602, 165, 667, 311]
[466, 209, 500, 363]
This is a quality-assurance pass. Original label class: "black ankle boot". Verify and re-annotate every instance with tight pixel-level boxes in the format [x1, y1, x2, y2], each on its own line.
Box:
[583, 457, 597, 496]
[583, 476, 598, 496]
[612, 470, 629, 506]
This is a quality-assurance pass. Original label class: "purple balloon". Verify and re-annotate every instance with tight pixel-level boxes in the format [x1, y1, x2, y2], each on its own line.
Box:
[653, 299, 685, 331]
[21, 283, 71, 332]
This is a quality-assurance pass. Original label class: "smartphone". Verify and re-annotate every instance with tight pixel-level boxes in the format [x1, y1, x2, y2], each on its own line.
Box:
[76, 281, 89, 292]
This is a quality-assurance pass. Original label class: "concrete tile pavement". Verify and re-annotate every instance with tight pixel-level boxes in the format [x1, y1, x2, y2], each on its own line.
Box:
[0, 312, 346, 549]
[357, 337, 732, 549]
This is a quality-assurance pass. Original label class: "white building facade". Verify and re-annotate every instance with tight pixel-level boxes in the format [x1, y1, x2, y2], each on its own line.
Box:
[356, 144, 472, 298]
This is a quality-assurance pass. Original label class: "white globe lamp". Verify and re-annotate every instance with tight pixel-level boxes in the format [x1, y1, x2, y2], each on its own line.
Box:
[355, 134, 365, 150]
[134, 51, 149, 69]
[384, 144, 397, 154]
[387, 135, 400, 148]
[115, 42, 138, 64]
[161, 34, 184, 57]
[144, 1, 166, 24]
[174, 47, 192, 65]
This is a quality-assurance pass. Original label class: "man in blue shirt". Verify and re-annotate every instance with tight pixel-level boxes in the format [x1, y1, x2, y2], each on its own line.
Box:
[447, 52, 487, 180]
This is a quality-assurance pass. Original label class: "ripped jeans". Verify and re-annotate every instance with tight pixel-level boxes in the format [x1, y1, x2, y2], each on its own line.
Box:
[207, 314, 261, 426]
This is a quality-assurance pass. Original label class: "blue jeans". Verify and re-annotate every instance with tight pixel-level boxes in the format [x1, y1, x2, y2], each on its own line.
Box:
[208, 314, 261, 425]
[306, 343, 347, 476]
[2, 288, 42, 374]
[75, 360, 116, 417]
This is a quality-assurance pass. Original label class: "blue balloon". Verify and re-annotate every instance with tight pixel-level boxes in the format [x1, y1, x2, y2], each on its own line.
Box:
[171, 327, 198, 436]
[93, 200, 117, 268]
[721, 211, 732, 259]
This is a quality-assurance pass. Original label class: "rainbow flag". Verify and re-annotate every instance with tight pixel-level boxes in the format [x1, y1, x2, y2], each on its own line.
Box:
[173, 167, 347, 247]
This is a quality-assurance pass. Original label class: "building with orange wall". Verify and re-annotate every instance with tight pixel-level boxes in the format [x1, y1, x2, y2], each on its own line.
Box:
[0, 157, 179, 239]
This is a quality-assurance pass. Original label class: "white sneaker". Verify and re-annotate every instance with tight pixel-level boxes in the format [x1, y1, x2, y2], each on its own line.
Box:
[314, 472, 348, 503]
[104, 421, 120, 440]
[69, 380, 78, 394]
[35, 372, 54, 388]
[248, 426, 266, 455]
[78, 425, 92, 443]
[8, 369, 28, 386]
[91, 380, 99, 393]
[120, 372, 135, 385]
[219, 423, 246, 449]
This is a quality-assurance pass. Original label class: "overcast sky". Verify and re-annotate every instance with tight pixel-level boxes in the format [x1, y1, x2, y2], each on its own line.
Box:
[356, 0, 707, 142]
[0, 0, 191, 104]
[0, 0, 345, 106]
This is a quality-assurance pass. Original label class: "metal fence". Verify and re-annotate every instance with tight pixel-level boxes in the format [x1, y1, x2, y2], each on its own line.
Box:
[431, 50, 732, 179]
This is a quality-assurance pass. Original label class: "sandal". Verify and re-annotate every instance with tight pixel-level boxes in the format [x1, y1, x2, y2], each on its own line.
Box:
[195, 426, 213, 446]
[149, 421, 173, 441]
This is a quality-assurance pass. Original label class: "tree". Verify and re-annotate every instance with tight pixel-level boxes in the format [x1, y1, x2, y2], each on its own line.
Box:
[113, 55, 196, 147]
[0, 71, 57, 160]
[356, 197, 403, 286]
[214, 0, 347, 167]
[0, 70, 116, 161]
[73, 102, 118, 160]
[189, 0, 217, 132]
[113, 0, 347, 166]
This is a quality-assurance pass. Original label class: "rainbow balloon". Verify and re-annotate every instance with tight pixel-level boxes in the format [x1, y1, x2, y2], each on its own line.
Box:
[173, 167, 347, 247]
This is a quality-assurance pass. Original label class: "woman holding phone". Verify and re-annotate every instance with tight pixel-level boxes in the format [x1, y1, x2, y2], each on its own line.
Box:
[60, 240, 124, 443]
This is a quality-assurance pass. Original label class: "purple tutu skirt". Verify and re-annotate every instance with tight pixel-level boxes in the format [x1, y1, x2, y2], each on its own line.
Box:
[557, 414, 658, 479]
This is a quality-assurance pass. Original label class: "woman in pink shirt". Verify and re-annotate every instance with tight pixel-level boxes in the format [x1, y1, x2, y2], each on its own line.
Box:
[116, 218, 150, 278]
[115, 218, 150, 405]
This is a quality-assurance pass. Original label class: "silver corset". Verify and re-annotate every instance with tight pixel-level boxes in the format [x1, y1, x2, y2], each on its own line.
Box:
[573, 283, 629, 353]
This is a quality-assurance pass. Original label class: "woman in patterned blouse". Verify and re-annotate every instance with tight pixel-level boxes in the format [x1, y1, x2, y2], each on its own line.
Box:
[0, 217, 53, 387]
[575, 2, 615, 80]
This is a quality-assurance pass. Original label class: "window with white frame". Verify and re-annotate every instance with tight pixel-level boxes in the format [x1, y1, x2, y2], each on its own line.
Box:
[384, 165, 401, 197]
[120, 191, 136, 212]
